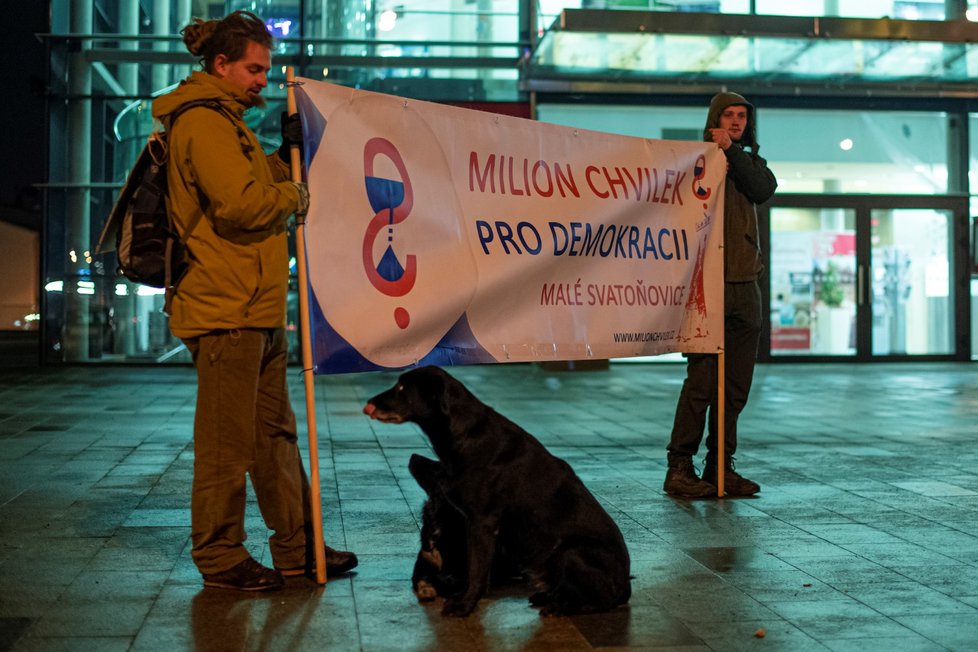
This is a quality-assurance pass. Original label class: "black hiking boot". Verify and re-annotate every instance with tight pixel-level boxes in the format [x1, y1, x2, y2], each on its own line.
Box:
[703, 457, 760, 497]
[663, 456, 716, 498]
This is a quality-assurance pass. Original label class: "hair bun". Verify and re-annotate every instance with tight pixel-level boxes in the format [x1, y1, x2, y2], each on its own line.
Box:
[181, 18, 216, 57]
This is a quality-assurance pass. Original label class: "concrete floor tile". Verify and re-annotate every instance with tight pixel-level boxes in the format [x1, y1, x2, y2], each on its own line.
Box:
[121, 508, 190, 527]
[572, 604, 701, 648]
[59, 569, 167, 602]
[0, 617, 33, 649]
[798, 523, 907, 545]
[776, 554, 908, 586]
[895, 612, 978, 650]
[683, 546, 797, 573]
[888, 563, 978, 592]
[841, 582, 977, 617]
[958, 596, 978, 609]
[890, 480, 978, 497]
[695, 620, 824, 651]
[769, 598, 922, 640]
[12, 636, 133, 652]
[822, 635, 946, 651]
[29, 599, 153, 638]
[722, 569, 844, 604]
[343, 553, 414, 582]
[839, 542, 962, 568]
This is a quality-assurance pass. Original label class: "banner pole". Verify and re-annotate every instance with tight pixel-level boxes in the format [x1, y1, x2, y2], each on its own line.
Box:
[287, 67, 327, 585]
[716, 182, 726, 499]
[716, 349, 725, 498]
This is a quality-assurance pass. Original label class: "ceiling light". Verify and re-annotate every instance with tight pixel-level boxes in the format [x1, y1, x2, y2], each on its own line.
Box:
[378, 9, 397, 32]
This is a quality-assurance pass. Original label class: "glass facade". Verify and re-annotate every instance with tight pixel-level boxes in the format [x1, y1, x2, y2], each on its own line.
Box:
[538, 104, 954, 196]
[536, 0, 978, 28]
[38, 1, 978, 363]
[527, 5, 978, 97]
[534, 29, 978, 85]
[43, 0, 527, 363]
[764, 109, 950, 195]
[536, 102, 971, 360]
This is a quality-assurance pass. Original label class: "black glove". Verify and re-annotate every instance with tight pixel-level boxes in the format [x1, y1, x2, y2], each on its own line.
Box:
[278, 111, 304, 162]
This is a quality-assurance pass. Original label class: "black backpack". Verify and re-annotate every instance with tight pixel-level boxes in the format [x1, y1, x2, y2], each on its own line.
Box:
[96, 100, 234, 288]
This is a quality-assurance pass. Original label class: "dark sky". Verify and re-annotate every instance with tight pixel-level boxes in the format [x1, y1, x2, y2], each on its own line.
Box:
[1, 2, 48, 226]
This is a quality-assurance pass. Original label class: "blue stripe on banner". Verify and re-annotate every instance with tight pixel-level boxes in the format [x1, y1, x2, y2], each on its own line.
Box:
[309, 282, 495, 374]
[294, 89, 327, 174]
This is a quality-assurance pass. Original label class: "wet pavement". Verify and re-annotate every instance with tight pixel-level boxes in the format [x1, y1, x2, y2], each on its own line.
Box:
[0, 360, 976, 650]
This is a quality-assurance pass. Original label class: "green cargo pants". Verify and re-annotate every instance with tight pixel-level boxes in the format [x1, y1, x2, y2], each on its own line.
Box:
[183, 328, 307, 575]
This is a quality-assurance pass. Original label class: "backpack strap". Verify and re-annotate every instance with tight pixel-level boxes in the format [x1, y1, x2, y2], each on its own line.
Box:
[166, 100, 249, 141]
[161, 100, 242, 248]
[162, 100, 248, 305]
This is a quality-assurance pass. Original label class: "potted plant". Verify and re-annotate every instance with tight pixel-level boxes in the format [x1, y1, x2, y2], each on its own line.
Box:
[814, 261, 851, 353]
[818, 261, 844, 308]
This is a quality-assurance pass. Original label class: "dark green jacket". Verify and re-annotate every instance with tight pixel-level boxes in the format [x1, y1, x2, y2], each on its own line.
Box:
[704, 92, 778, 282]
[152, 72, 299, 338]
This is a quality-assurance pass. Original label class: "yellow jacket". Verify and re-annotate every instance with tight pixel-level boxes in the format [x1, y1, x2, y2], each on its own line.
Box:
[152, 71, 299, 338]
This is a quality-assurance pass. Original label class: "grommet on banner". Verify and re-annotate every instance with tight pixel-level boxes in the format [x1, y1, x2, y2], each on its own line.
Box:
[586, 344, 593, 358]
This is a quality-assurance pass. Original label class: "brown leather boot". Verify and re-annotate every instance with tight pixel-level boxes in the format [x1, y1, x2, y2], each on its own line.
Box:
[663, 456, 716, 498]
[703, 457, 760, 497]
[277, 546, 359, 578]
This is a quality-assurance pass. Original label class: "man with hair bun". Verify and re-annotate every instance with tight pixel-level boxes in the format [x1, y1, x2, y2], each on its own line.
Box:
[153, 10, 357, 591]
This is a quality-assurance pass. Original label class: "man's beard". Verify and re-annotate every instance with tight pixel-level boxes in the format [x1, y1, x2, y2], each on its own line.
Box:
[248, 93, 267, 109]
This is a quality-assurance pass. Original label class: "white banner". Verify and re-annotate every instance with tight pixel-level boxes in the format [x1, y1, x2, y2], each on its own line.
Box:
[294, 79, 725, 374]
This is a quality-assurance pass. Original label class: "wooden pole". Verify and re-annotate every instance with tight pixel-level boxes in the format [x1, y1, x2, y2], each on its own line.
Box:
[716, 190, 726, 499]
[716, 349, 725, 498]
[287, 67, 327, 585]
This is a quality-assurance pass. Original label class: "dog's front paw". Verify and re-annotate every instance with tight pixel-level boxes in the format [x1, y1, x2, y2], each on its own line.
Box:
[413, 579, 438, 602]
[441, 597, 476, 617]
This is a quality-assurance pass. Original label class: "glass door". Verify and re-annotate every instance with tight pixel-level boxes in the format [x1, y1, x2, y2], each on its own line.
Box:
[768, 205, 857, 357]
[760, 196, 968, 361]
[869, 208, 954, 355]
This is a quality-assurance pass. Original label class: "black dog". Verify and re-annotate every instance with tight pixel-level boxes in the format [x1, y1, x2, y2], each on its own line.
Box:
[408, 455, 522, 602]
[364, 366, 631, 617]
[407, 453, 520, 602]
[408, 453, 467, 601]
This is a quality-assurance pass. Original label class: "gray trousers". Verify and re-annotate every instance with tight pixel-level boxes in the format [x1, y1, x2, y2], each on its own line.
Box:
[668, 281, 762, 462]
[183, 328, 307, 575]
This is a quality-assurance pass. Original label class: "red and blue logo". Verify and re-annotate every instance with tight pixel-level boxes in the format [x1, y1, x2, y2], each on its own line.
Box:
[362, 138, 416, 330]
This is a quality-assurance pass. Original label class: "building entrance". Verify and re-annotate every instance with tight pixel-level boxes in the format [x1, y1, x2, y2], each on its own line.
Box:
[760, 194, 970, 361]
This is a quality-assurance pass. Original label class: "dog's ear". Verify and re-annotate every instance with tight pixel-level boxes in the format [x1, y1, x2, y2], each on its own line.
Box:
[437, 371, 483, 436]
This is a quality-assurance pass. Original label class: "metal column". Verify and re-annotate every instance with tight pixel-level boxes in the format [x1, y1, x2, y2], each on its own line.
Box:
[64, 0, 92, 361]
